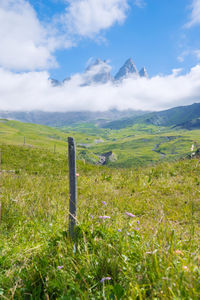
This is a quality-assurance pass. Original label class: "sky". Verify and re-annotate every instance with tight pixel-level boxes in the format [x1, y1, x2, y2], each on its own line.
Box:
[0, 0, 200, 112]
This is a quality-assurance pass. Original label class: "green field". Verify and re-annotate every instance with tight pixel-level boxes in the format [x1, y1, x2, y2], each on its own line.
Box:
[0, 119, 96, 151]
[61, 122, 200, 167]
[0, 120, 200, 298]
[1, 119, 200, 168]
[1, 144, 200, 299]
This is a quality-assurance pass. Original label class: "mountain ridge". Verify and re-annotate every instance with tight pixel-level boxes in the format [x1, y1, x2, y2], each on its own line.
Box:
[0, 109, 148, 127]
[1, 103, 200, 130]
[102, 102, 200, 130]
[50, 57, 148, 85]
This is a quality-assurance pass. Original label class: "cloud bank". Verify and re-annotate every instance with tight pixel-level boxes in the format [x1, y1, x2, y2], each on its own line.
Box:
[0, 65, 200, 112]
[0, 0, 199, 113]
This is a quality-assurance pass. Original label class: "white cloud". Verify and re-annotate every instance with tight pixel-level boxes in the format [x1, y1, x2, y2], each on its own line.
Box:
[62, 0, 129, 37]
[177, 50, 190, 62]
[0, 0, 131, 71]
[177, 49, 200, 62]
[186, 0, 200, 28]
[0, 65, 200, 112]
[133, 0, 146, 8]
[0, 0, 59, 70]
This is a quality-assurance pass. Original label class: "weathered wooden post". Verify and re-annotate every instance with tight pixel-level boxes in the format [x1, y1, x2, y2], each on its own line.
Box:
[0, 150, 1, 222]
[54, 144, 56, 153]
[24, 136, 26, 145]
[68, 137, 77, 239]
[0, 148, 1, 170]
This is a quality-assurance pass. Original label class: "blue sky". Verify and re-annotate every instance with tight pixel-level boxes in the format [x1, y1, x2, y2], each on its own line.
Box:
[27, 0, 200, 80]
[0, 0, 200, 112]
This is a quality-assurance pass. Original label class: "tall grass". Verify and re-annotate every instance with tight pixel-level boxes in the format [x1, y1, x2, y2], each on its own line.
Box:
[0, 144, 200, 299]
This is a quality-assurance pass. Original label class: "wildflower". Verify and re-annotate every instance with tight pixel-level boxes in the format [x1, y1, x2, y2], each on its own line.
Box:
[191, 144, 194, 152]
[117, 229, 121, 232]
[57, 266, 64, 270]
[175, 250, 184, 256]
[76, 173, 79, 177]
[99, 216, 110, 219]
[125, 212, 136, 218]
[183, 265, 189, 271]
[137, 220, 140, 224]
[100, 277, 111, 283]
[102, 201, 106, 205]
[11, 198, 18, 203]
[50, 223, 53, 227]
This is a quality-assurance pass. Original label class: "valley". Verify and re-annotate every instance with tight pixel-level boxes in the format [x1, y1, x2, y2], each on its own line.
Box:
[1, 103, 200, 298]
[1, 117, 200, 168]
[1, 103, 200, 168]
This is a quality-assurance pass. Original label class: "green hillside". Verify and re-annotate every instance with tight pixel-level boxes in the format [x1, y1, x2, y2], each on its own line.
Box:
[62, 122, 200, 167]
[103, 103, 200, 130]
[0, 143, 200, 299]
[1, 118, 200, 168]
[0, 119, 95, 151]
[0, 119, 102, 164]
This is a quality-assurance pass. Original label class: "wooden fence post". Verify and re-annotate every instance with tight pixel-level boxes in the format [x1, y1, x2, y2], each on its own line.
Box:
[0, 150, 1, 222]
[0, 148, 1, 170]
[54, 144, 56, 153]
[24, 137, 26, 145]
[68, 137, 77, 239]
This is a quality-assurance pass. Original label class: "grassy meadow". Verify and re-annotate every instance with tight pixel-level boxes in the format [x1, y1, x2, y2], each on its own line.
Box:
[1, 119, 200, 298]
[1, 141, 200, 298]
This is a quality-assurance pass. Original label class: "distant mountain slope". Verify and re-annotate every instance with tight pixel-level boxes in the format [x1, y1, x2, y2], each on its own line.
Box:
[102, 103, 200, 129]
[175, 117, 200, 130]
[0, 109, 147, 127]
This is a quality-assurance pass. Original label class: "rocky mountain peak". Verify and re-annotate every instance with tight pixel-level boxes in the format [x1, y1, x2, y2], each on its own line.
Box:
[51, 57, 149, 87]
[86, 58, 104, 71]
[139, 67, 148, 78]
[84, 58, 112, 84]
[114, 58, 138, 80]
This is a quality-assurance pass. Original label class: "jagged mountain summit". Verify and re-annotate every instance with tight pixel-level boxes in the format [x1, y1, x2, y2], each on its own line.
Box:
[114, 58, 138, 81]
[50, 57, 148, 86]
[139, 67, 148, 78]
[83, 58, 112, 85]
